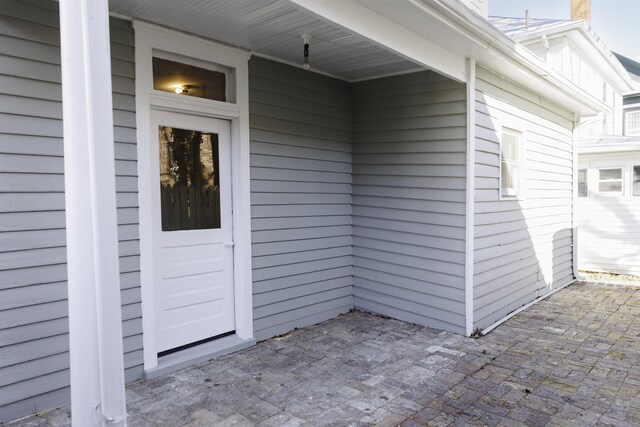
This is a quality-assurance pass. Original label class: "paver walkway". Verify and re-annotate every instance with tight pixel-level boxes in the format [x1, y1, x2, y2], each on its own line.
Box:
[12, 281, 640, 426]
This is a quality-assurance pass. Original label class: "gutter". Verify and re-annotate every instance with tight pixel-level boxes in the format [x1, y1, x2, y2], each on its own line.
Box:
[578, 144, 640, 154]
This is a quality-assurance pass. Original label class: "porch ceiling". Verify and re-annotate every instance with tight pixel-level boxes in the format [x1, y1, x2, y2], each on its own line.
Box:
[108, 0, 420, 82]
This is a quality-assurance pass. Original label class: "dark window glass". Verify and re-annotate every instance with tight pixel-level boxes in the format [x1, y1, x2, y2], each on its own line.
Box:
[634, 165, 640, 196]
[153, 57, 227, 102]
[578, 169, 587, 197]
[159, 126, 221, 231]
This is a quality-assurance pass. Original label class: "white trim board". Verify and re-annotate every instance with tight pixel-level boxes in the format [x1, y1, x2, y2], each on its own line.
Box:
[133, 21, 254, 372]
[464, 58, 476, 336]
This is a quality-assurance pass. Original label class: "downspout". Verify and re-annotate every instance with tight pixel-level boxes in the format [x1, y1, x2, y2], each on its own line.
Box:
[464, 58, 476, 336]
[59, 0, 128, 425]
[572, 112, 585, 281]
[541, 34, 550, 63]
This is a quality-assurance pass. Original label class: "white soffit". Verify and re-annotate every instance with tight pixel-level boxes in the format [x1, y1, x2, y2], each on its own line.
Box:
[107, 0, 419, 82]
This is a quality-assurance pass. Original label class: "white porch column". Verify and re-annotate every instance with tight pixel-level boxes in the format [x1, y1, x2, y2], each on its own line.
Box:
[59, 0, 127, 425]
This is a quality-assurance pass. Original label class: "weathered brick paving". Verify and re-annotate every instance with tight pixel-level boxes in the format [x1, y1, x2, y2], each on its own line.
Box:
[12, 282, 640, 426]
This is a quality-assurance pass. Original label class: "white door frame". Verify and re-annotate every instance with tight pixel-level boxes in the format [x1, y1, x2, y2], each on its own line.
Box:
[134, 21, 253, 371]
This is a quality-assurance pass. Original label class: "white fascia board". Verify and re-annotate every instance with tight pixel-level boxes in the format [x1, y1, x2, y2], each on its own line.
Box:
[288, 0, 467, 82]
[578, 145, 640, 154]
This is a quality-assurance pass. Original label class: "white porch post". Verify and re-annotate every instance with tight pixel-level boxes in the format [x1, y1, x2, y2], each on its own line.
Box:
[59, 0, 127, 425]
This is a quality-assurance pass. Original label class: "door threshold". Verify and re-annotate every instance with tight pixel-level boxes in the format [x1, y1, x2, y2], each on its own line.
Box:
[145, 334, 255, 379]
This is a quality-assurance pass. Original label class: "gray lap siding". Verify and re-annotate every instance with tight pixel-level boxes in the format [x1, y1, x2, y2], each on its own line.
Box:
[473, 66, 575, 330]
[351, 71, 468, 334]
[248, 57, 354, 340]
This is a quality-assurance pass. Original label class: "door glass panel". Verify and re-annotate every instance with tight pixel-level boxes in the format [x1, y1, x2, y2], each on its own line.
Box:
[159, 126, 221, 231]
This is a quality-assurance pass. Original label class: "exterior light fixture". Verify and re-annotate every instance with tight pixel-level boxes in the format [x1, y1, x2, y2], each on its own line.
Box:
[174, 85, 190, 94]
[302, 35, 311, 70]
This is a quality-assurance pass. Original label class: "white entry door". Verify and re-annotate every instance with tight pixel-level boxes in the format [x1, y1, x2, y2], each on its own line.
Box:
[150, 110, 235, 353]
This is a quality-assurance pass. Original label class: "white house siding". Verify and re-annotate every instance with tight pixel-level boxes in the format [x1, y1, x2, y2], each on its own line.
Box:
[0, 2, 142, 421]
[249, 57, 353, 340]
[577, 152, 640, 275]
[352, 71, 468, 334]
[473, 66, 575, 330]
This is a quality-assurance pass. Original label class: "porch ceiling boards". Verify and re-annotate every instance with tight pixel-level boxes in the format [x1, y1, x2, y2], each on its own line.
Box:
[107, 0, 419, 82]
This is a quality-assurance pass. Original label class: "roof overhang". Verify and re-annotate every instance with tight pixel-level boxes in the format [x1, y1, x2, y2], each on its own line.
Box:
[108, 0, 603, 116]
[292, 0, 603, 116]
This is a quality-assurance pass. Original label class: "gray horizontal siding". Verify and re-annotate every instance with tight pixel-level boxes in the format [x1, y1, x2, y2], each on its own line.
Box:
[249, 56, 353, 340]
[0, 2, 142, 422]
[473, 66, 575, 330]
[352, 71, 467, 334]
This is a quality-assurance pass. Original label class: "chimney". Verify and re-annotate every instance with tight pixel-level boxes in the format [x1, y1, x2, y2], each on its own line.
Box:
[571, 0, 591, 23]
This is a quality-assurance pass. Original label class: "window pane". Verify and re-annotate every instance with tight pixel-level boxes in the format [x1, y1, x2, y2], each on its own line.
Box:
[501, 162, 511, 190]
[599, 168, 622, 180]
[598, 181, 622, 193]
[159, 126, 221, 231]
[500, 128, 522, 198]
[501, 133, 519, 161]
[153, 57, 227, 102]
[634, 165, 640, 196]
[501, 162, 519, 195]
[578, 169, 587, 197]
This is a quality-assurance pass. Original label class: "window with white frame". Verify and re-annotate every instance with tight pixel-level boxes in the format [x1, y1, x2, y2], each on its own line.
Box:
[578, 169, 587, 197]
[597, 168, 623, 194]
[634, 165, 640, 196]
[626, 111, 640, 136]
[500, 128, 523, 198]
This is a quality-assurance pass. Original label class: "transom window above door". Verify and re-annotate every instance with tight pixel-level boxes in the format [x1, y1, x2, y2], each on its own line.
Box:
[152, 54, 235, 103]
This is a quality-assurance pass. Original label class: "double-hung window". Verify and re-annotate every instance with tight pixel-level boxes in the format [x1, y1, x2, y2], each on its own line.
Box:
[597, 168, 623, 194]
[500, 128, 523, 199]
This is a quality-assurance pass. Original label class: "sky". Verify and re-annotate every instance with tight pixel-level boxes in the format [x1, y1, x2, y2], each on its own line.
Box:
[489, 0, 640, 62]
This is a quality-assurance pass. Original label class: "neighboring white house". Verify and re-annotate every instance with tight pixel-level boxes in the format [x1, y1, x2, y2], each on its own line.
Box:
[577, 138, 640, 275]
[577, 58, 640, 275]
[0, 0, 604, 422]
[490, 16, 633, 137]
[491, 8, 640, 276]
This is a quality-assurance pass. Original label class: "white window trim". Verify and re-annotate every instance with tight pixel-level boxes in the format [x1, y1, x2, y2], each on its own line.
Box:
[134, 21, 253, 372]
[499, 126, 526, 201]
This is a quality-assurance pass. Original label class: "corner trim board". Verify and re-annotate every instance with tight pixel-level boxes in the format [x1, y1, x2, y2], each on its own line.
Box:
[464, 58, 476, 336]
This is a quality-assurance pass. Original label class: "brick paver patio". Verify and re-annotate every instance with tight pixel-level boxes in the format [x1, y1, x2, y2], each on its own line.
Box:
[12, 281, 640, 426]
